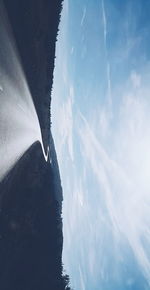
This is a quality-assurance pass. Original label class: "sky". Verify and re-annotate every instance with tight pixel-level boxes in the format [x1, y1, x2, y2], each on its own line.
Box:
[52, 0, 150, 289]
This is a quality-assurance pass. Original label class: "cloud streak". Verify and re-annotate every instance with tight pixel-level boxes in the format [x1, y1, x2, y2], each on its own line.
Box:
[102, 0, 112, 104]
[52, 0, 150, 288]
[81, 7, 87, 27]
[78, 73, 150, 284]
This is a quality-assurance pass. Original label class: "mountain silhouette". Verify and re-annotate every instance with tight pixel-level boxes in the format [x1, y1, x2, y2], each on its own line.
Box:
[0, 1, 72, 289]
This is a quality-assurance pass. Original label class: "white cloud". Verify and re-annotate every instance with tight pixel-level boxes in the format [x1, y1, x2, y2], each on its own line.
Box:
[64, 0, 69, 18]
[126, 278, 135, 286]
[56, 94, 74, 162]
[102, 0, 107, 44]
[52, 0, 150, 287]
[81, 7, 87, 27]
[130, 70, 141, 88]
[70, 46, 74, 55]
[77, 73, 150, 284]
[102, 0, 112, 104]
[79, 265, 85, 290]
[98, 109, 110, 138]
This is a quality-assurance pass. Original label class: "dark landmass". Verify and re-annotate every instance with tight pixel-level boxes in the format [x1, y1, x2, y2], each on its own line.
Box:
[4, 0, 62, 151]
[0, 1, 72, 289]
[0, 142, 70, 290]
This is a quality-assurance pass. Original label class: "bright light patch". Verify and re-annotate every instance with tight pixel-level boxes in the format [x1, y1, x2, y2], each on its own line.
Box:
[0, 3, 47, 181]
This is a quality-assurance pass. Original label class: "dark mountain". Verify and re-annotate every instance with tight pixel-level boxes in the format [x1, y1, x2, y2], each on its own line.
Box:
[0, 1, 72, 289]
[4, 0, 63, 151]
[0, 142, 71, 290]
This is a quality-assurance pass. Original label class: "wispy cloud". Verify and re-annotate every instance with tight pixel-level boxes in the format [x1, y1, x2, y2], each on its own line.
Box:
[102, 0, 107, 44]
[52, 0, 75, 162]
[81, 7, 87, 27]
[54, 91, 74, 162]
[77, 71, 150, 283]
[130, 70, 141, 88]
[79, 265, 86, 290]
[102, 0, 112, 104]
[52, 0, 150, 288]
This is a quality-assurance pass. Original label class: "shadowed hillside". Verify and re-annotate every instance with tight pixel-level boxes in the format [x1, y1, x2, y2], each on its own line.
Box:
[0, 1, 72, 289]
[4, 0, 63, 151]
[0, 142, 70, 290]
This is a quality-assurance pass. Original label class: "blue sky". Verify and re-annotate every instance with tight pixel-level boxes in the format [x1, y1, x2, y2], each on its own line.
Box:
[52, 0, 150, 289]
